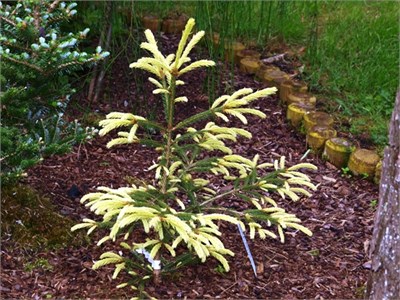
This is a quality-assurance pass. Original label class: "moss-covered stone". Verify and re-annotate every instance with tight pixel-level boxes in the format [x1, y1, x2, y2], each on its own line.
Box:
[263, 70, 290, 88]
[287, 92, 316, 106]
[307, 125, 337, 152]
[224, 42, 245, 62]
[304, 111, 334, 132]
[374, 160, 382, 184]
[323, 137, 355, 168]
[280, 80, 308, 103]
[212, 32, 220, 46]
[255, 63, 279, 81]
[348, 148, 380, 177]
[287, 102, 315, 128]
[162, 17, 186, 34]
[236, 49, 261, 65]
[142, 16, 160, 32]
[239, 57, 261, 74]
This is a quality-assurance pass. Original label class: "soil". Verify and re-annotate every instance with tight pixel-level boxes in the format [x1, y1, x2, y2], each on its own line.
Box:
[1, 32, 379, 299]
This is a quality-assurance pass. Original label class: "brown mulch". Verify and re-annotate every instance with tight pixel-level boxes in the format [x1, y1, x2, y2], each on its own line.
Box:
[1, 32, 378, 299]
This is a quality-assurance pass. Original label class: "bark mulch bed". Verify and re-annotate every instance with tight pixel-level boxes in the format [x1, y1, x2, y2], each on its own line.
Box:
[1, 33, 378, 299]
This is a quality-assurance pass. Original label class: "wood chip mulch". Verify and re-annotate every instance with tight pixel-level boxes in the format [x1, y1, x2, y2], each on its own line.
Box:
[1, 33, 378, 299]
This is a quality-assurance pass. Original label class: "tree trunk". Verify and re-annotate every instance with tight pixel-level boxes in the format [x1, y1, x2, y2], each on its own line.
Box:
[367, 90, 400, 299]
[92, 16, 112, 104]
[88, 1, 113, 104]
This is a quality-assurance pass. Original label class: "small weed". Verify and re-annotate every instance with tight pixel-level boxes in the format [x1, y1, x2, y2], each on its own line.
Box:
[349, 118, 368, 136]
[355, 284, 367, 298]
[214, 264, 228, 274]
[341, 167, 352, 178]
[307, 249, 320, 257]
[370, 121, 389, 146]
[370, 199, 378, 208]
[99, 161, 111, 166]
[24, 258, 53, 272]
[361, 173, 370, 180]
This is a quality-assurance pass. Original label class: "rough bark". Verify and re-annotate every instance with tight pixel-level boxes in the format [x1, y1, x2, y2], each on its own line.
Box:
[367, 90, 400, 299]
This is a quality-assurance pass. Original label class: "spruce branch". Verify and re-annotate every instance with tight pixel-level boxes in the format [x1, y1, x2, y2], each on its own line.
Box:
[201, 206, 243, 218]
[55, 58, 97, 73]
[3, 55, 44, 73]
[136, 120, 166, 132]
[46, 16, 69, 25]
[160, 75, 178, 195]
[174, 109, 217, 131]
[1, 40, 31, 52]
[199, 185, 242, 208]
[0, 16, 17, 27]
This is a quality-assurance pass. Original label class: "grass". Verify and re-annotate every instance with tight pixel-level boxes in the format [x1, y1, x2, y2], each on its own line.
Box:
[303, 2, 398, 148]
[77, 1, 398, 149]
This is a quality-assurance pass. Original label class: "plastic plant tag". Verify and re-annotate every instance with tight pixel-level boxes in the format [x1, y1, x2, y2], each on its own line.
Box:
[136, 248, 162, 270]
[300, 149, 311, 161]
[237, 223, 257, 278]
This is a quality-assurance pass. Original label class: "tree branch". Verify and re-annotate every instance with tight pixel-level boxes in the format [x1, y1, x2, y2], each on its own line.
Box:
[0, 16, 17, 27]
[3, 55, 44, 73]
[33, 5, 40, 30]
[2, 40, 31, 53]
[47, 0, 61, 13]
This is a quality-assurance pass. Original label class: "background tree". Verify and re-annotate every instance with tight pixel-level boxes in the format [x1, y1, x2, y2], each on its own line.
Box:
[0, 0, 108, 183]
[87, 0, 113, 104]
[367, 90, 400, 299]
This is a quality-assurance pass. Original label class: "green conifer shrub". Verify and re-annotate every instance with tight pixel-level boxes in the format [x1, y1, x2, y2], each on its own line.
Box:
[72, 19, 317, 298]
[0, 0, 108, 182]
[0, 125, 40, 183]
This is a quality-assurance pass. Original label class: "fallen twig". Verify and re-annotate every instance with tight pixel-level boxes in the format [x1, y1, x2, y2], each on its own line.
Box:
[261, 53, 287, 64]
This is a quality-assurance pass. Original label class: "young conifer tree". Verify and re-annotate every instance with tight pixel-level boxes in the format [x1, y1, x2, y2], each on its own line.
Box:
[0, 0, 109, 182]
[0, 0, 110, 125]
[72, 18, 317, 297]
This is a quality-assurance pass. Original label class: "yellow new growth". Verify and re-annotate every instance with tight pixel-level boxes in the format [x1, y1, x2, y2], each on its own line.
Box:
[98, 112, 147, 148]
[130, 18, 215, 87]
[210, 87, 277, 124]
[92, 252, 124, 270]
